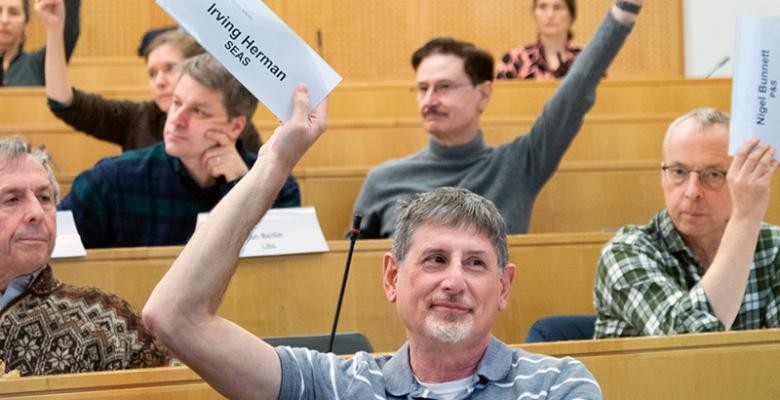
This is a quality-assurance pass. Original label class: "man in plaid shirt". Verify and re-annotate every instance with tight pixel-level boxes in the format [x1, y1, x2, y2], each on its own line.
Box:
[594, 108, 780, 338]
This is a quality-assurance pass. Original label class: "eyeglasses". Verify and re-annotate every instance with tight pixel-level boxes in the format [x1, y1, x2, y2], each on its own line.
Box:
[415, 80, 473, 97]
[661, 164, 728, 190]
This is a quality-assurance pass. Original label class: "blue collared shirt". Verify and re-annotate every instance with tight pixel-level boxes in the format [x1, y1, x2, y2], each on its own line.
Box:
[0, 268, 44, 310]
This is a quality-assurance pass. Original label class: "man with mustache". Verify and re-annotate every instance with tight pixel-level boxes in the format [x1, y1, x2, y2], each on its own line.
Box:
[142, 86, 601, 399]
[58, 53, 299, 248]
[0, 136, 167, 376]
[351, 0, 643, 239]
[594, 108, 780, 337]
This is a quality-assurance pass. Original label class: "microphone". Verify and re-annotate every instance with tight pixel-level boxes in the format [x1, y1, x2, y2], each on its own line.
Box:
[328, 213, 362, 353]
[704, 56, 730, 79]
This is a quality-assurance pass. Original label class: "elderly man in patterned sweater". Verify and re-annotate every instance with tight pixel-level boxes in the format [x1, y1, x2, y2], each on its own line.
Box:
[0, 136, 168, 376]
[594, 108, 780, 338]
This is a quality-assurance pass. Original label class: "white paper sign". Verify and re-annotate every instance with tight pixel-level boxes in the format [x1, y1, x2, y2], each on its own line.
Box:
[156, 0, 341, 121]
[197, 207, 328, 257]
[730, 14, 780, 158]
[52, 211, 86, 258]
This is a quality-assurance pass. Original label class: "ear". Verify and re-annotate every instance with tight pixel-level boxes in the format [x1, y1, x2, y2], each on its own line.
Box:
[497, 263, 516, 312]
[382, 252, 400, 303]
[476, 80, 493, 114]
[225, 115, 247, 141]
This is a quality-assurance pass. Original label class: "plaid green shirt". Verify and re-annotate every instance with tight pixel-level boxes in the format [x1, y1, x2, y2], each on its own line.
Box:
[594, 209, 780, 338]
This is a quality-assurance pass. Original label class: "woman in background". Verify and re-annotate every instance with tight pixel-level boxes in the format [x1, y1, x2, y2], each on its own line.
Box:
[0, 0, 79, 86]
[496, 0, 579, 80]
[44, 23, 262, 152]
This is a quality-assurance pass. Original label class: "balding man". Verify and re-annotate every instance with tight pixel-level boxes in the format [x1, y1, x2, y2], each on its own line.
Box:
[594, 108, 780, 338]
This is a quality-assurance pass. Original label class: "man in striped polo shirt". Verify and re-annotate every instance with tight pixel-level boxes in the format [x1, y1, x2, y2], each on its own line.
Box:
[143, 86, 601, 399]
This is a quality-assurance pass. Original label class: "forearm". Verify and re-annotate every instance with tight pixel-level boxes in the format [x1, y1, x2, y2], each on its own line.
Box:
[143, 85, 326, 399]
[142, 154, 291, 399]
[146, 157, 291, 319]
[44, 24, 74, 104]
[523, 9, 634, 184]
[596, 242, 723, 336]
[701, 217, 763, 329]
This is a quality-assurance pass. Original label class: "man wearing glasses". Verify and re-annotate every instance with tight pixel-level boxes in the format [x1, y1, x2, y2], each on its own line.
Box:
[593, 108, 780, 338]
[350, 1, 644, 238]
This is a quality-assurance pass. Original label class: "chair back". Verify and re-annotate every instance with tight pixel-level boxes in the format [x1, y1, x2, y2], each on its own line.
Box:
[263, 332, 374, 354]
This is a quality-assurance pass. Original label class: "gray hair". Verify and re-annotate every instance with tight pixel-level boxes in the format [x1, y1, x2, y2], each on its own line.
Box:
[663, 108, 730, 150]
[0, 136, 60, 203]
[391, 187, 509, 271]
[179, 53, 258, 119]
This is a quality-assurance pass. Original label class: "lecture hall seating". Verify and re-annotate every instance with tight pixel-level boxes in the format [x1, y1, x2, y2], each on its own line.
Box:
[3, 329, 779, 399]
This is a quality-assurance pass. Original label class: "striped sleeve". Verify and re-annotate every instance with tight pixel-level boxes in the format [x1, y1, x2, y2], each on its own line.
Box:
[276, 347, 386, 400]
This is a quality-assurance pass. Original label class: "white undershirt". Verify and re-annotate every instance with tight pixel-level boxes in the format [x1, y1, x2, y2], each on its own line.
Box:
[416, 375, 478, 400]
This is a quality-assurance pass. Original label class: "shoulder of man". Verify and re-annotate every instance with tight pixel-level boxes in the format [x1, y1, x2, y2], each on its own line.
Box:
[503, 347, 601, 397]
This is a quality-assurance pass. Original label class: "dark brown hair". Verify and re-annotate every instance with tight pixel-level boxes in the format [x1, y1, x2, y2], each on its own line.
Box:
[533, 0, 577, 40]
[411, 37, 494, 84]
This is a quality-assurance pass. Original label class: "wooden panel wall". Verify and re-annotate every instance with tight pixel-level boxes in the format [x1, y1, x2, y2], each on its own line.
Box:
[0, 78, 732, 177]
[50, 232, 611, 353]
[23, 0, 683, 81]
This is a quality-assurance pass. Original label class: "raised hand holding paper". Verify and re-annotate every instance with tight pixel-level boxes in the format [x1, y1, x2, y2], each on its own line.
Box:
[730, 14, 780, 159]
[156, 0, 341, 120]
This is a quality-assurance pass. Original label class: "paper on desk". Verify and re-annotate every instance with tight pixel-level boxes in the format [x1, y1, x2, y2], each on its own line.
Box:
[730, 14, 780, 158]
[156, 0, 341, 121]
[197, 207, 329, 257]
[52, 210, 86, 258]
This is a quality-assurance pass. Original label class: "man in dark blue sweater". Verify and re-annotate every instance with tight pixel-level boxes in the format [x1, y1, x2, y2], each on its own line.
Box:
[59, 54, 299, 248]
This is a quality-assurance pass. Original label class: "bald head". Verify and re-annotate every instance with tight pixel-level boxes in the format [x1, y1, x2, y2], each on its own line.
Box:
[662, 108, 730, 157]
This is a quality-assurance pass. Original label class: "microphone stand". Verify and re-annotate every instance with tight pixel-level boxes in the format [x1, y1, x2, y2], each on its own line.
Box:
[328, 214, 362, 353]
[704, 56, 730, 79]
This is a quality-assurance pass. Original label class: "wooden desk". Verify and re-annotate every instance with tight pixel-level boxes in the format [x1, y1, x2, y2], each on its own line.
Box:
[2, 78, 729, 179]
[0, 366, 220, 400]
[56, 159, 780, 241]
[51, 232, 612, 353]
[523, 329, 780, 399]
[1, 78, 730, 124]
[1, 113, 671, 174]
[3, 330, 779, 399]
[54, 161, 665, 240]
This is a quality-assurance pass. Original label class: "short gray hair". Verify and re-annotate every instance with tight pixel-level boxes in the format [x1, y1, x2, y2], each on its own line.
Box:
[0, 136, 60, 203]
[391, 187, 509, 270]
[663, 108, 730, 149]
[180, 53, 258, 119]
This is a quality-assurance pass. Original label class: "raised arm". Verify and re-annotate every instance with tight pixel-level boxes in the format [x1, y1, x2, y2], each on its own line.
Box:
[595, 239, 727, 336]
[39, 0, 74, 104]
[596, 140, 777, 336]
[701, 139, 777, 329]
[518, 0, 642, 190]
[143, 86, 328, 400]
